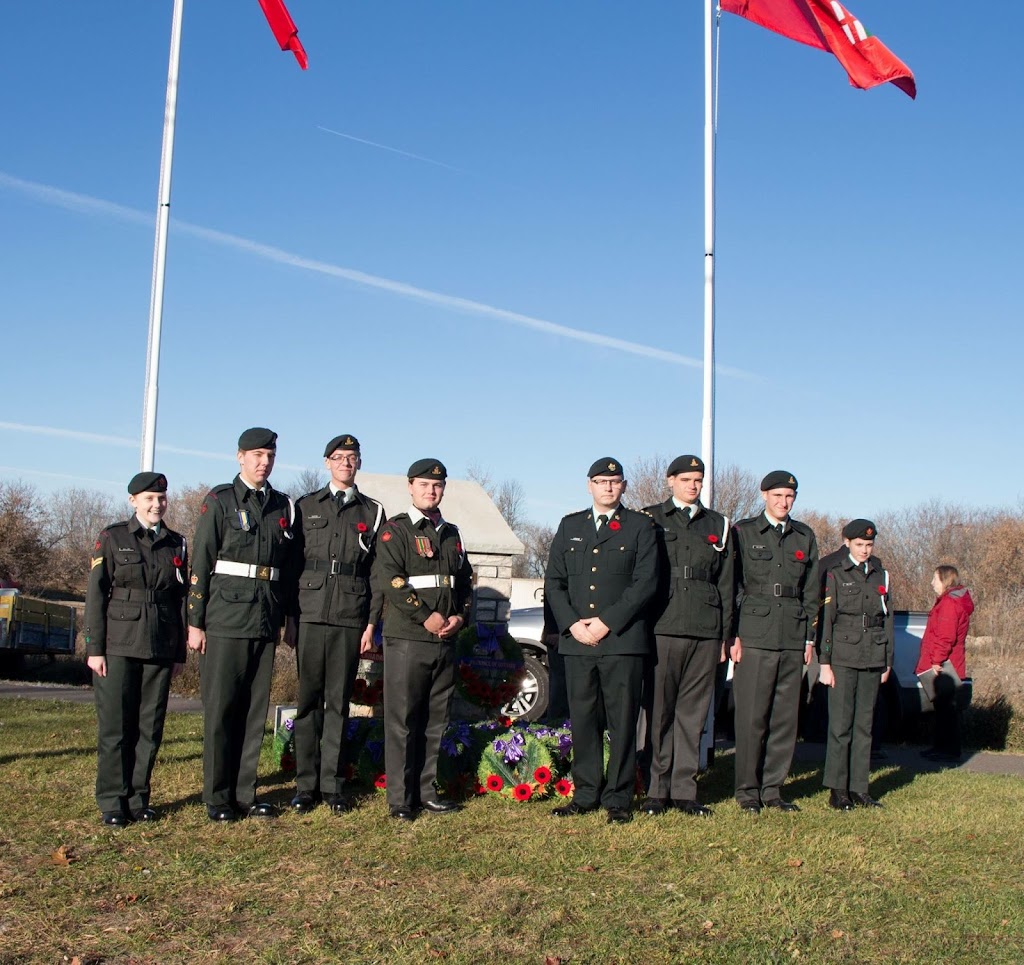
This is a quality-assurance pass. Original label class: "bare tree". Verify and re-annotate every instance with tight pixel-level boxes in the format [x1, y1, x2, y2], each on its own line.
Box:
[0, 481, 52, 592]
[289, 467, 327, 497]
[625, 454, 669, 509]
[515, 522, 556, 578]
[44, 488, 123, 594]
[164, 482, 213, 549]
[712, 464, 763, 521]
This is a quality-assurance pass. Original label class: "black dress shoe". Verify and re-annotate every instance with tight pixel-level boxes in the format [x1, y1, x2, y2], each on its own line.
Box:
[763, 799, 800, 812]
[207, 804, 237, 822]
[639, 797, 667, 816]
[606, 807, 633, 824]
[552, 801, 597, 817]
[325, 794, 352, 814]
[739, 802, 761, 814]
[389, 806, 416, 821]
[421, 799, 462, 814]
[290, 792, 318, 814]
[101, 811, 132, 827]
[828, 789, 854, 811]
[674, 800, 713, 817]
[850, 791, 883, 808]
[246, 801, 276, 819]
[132, 807, 159, 822]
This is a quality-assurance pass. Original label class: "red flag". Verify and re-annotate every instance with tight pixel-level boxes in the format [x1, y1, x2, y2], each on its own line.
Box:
[257, 0, 308, 70]
[721, 0, 915, 99]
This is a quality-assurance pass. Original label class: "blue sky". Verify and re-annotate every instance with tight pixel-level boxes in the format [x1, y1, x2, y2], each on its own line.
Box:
[1, 1, 1020, 527]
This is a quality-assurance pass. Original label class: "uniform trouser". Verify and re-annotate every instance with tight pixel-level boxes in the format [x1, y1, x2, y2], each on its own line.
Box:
[823, 665, 881, 794]
[732, 647, 803, 805]
[93, 655, 174, 814]
[647, 635, 719, 801]
[565, 652, 644, 810]
[200, 635, 276, 808]
[294, 623, 361, 796]
[383, 636, 455, 810]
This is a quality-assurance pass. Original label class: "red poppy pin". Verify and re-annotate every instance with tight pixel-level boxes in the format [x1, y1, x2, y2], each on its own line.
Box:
[608, 520, 621, 531]
[278, 517, 288, 529]
[356, 522, 368, 533]
[200, 504, 208, 514]
[878, 585, 887, 595]
[794, 550, 805, 561]
[381, 530, 392, 542]
[94, 540, 101, 551]
[172, 556, 183, 568]
[456, 542, 463, 553]
[707, 534, 718, 544]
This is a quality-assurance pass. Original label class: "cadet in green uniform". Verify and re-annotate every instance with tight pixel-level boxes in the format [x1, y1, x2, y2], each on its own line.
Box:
[84, 472, 187, 826]
[818, 519, 892, 810]
[286, 434, 386, 815]
[373, 459, 473, 821]
[730, 470, 819, 813]
[187, 428, 296, 822]
[544, 458, 659, 824]
[641, 454, 734, 817]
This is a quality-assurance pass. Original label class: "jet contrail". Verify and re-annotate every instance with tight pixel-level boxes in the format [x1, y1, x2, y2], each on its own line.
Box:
[317, 126, 468, 174]
[0, 171, 756, 378]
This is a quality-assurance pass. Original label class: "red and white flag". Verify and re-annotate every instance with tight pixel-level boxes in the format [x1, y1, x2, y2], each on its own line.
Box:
[721, 0, 916, 98]
[257, 0, 308, 70]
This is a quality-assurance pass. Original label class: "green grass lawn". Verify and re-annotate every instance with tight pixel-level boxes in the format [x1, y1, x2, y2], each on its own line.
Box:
[1, 700, 1022, 964]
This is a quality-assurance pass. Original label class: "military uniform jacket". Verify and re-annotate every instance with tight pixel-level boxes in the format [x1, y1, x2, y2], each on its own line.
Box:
[187, 476, 296, 639]
[373, 510, 473, 643]
[544, 506, 659, 657]
[292, 485, 386, 628]
[645, 499, 735, 640]
[83, 516, 187, 661]
[819, 554, 893, 669]
[732, 514, 819, 651]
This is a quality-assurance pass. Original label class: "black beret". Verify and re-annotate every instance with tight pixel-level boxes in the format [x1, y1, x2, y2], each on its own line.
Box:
[128, 472, 168, 495]
[588, 457, 623, 478]
[237, 427, 277, 451]
[760, 470, 798, 492]
[408, 458, 447, 480]
[667, 454, 705, 477]
[842, 518, 878, 540]
[323, 434, 360, 457]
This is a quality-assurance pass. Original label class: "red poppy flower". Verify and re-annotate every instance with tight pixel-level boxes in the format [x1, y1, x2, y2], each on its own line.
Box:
[499, 716, 513, 728]
[356, 522, 368, 533]
[281, 754, 295, 771]
[200, 504, 208, 515]
[279, 517, 288, 529]
[608, 520, 621, 531]
[707, 535, 718, 544]
[486, 774, 503, 792]
[94, 540, 101, 551]
[555, 779, 573, 797]
[534, 766, 552, 784]
[374, 774, 387, 789]
[172, 556, 183, 567]
[878, 585, 887, 595]
[794, 550, 805, 560]
[475, 781, 487, 796]
[381, 530, 392, 542]
[353, 679, 367, 696]
[513, 783, 533, 802]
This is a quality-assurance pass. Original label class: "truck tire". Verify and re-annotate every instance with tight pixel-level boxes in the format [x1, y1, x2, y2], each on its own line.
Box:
[503, 652, 549, 723]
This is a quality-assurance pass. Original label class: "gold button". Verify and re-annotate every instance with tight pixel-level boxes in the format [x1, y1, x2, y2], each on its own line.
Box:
[593, 548, 599, 554]
[590, 585, 596, 590]
[591, 567, 597, 572]
[589, 603, 596, 609]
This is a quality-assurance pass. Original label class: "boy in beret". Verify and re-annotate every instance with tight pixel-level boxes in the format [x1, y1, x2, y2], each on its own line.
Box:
[544, 458, 659, 824]
[817, 519, 892, 809]
[285, 434, 387, 815]
[372, 459, 473, 821]
[84, 472, 187, 825]
[187, 427, 296, 821]
[729, 471, 819, 813]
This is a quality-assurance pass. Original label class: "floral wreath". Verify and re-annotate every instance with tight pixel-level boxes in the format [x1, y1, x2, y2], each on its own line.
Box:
[453, 623, 525, 711]
[476, 722, 575, 802]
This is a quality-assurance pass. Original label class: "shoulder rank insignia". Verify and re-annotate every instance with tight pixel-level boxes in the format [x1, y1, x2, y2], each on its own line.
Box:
[90, 556, 103, 569]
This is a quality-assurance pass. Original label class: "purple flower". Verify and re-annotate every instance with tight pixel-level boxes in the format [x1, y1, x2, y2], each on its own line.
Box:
[284, 717, 295, 731]
[494, 732, 525, 764]
[557, 733, 573, 755]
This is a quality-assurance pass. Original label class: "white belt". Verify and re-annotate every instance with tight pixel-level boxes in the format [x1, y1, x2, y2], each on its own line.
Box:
[214, 560, 280, 581]
[407, 574, 454, 589]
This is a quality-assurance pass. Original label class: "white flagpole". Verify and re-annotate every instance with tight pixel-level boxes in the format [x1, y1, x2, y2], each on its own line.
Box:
[140, 0, 185, 471]
[701, 0, 717, 507]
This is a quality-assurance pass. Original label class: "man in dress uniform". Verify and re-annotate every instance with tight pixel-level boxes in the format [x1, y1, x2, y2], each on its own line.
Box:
[544, 458, 659, 824]
[818, 519, 892, 810]
[640, 454, 734, 818]
[84, 471, 187, 826]
[729, 470, 819, 813]
[187, 427, 296, 822]
[286, 434, 386, 815]
[373, 459, 473, 821]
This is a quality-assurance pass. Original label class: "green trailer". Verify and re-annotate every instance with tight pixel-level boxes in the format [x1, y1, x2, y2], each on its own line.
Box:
[0, 590, 77, 656]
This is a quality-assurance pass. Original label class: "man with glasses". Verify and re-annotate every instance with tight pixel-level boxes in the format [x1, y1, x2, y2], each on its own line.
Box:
[285, 434, 386, 815]
[544, 458, 659, 824]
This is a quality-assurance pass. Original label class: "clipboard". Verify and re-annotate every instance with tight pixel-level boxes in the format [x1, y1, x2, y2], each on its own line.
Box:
[916, 660, 962, 702]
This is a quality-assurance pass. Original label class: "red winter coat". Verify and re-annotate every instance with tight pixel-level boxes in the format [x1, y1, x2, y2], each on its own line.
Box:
[915, 585, 974, 678]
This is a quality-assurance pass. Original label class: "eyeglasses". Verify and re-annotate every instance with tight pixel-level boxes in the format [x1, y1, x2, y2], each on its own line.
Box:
[328, 455, 358, 465]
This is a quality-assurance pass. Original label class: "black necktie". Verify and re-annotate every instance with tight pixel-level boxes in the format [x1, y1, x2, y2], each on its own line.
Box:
[335, 491, 346, 509]
[598, 514, 609, 529]
[776, 523, 784, 537]
[252, 489, 264, 507]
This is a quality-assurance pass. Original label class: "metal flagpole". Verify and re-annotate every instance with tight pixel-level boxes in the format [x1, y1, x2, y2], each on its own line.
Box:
[140, 0, 185, 471]
[700, 0, 717, 507]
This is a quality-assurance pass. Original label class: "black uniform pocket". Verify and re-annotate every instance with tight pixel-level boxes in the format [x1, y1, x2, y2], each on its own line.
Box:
[565, 546, 585, 575]
[836, 629, 861, 645]
[219, 583, 257, 604]
[609, 549, 636, 574]
[739, 603, 770, 639]
[784, 607, 808, 641]
[109, 603, 142, 622]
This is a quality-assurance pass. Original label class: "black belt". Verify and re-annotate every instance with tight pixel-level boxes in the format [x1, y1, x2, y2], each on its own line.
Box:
[303, 559, 361, 577]
[836, 614, 886, 629]
[748, 583, 800, 599]
[670, 566, 712, 582]
[110, 587, 179, 604]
